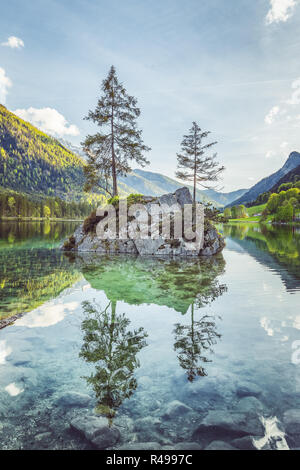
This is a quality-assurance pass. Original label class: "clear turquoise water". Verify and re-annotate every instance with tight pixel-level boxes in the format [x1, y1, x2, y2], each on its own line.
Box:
[0, 221, 299, 450]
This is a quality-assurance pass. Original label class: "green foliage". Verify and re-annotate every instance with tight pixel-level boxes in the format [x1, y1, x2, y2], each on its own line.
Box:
[107, 195, 120, 207]
[267, 193, 280, 213]
[82, 66, 150, 196]
[0, 188, 94, 219]
[126, 193, 145, 207]
[0, 105, 87, 199]
[223, 207, 231, 219]
[80, 300, 148, 421]
[275, 203, 294, 223]
[176, 121, 224, 203]
[235, 205, 247, 218]
[43, 205, 51, 218]
[279, 182, 293, 192]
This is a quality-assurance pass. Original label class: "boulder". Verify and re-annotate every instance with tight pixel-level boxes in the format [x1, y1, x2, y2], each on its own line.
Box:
[117, 442, 162, 450]
[175, 187, 193, 207]
[162, 400, 193, 419]
[205, 440, 237, 450]
[283, 409, 300, 436]
[70, 415, 120, 449]
[234, 397, 264, 415]
[236, 382, 262, 398]
[56, 391, 92, 408]
[174, 442, 203, 450]
[192, 409, 264, 441]
[232, 436, 258, 450]
[62, 187, 224, 257]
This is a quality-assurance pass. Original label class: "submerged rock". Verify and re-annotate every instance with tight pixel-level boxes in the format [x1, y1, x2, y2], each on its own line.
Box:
[70, 415, 120, 449]
[162, 400, 193, 419]
[232, 436, 258, 450]
[234, 397, 264, 415]
[283, 409, 300, 435]
[283, 409, 300, 446]
[205, 440, 237, 450]
[62, 187, 224, 257]
[56, 391, 92, 408]
[174, 442, 203, 450]
[192, 409, 264, 441]
[235, 382, 262, 399]
[117, 442, 162, 450]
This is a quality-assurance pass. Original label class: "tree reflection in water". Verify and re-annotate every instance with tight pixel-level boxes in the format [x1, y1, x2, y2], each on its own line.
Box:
[173, 278, 227, 382]
[79, 300, 148, 425]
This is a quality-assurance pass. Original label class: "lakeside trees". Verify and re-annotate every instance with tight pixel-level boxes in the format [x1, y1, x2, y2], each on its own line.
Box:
[176, 122, 224, 204]
[82, 66, 151, 197]
[0, 191, 95, 219]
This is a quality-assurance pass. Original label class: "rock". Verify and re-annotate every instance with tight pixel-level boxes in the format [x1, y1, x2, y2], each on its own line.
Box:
[175, 187, 193, 207]
[56, 391, 92, 408]
[117, 442, 162, 450]
[192, 410, 264, 441]
[174, 442, 203, 450]
[70, 415, 120, 449]
[200, 228, 224, 257]
[232, 436, 258, 450]
[283, 409, 300, 435]
[205, 441, 237, 450]
[234, 397, 264, 415]
[62, 187, 224, 257]
[34, 432, 52, 442]
[162, 400, 193, 419]
[236, 382, 262, 398]
[133, 416, 161, 432]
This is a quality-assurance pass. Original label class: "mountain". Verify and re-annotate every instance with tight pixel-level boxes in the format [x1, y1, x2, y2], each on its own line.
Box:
[0, 104, 87, 201]
[0, 105, 244, 208]
[201, 187, 248, 206]
[269, 164, 300, 193]
[228, 151, 300, 207]
[119, 169, 247, 207]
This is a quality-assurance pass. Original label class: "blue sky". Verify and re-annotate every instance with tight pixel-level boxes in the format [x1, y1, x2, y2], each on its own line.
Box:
[1, 0, 300, 191]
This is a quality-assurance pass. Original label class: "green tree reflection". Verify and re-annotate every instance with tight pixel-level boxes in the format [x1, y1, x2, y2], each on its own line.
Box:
[173, 280, 226, 382]
[80, 300, 148, 424]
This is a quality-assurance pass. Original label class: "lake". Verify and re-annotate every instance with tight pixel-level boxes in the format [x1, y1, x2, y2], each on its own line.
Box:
[0, 220, 299, 450]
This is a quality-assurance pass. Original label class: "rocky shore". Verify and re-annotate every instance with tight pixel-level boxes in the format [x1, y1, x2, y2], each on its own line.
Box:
[62, 188, 225, 257]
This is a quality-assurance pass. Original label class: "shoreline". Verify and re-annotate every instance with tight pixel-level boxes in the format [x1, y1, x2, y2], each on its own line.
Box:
[0, 217, 84, 222]
[0, 312, 25, 330]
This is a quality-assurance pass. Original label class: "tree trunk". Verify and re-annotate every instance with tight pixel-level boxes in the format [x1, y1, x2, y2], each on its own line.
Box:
[193, 152, 196, 205]
[111, 90, 118, 196]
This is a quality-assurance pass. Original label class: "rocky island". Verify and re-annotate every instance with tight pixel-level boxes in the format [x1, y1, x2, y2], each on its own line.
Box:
[62, 188, 225, 257]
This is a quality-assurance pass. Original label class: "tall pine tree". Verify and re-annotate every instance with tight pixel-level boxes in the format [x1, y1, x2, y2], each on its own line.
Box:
[176, 122, 225, 204]
[82, 66, 151, 196]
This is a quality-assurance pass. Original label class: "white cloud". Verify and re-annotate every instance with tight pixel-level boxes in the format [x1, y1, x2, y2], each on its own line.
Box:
[286, 77, 300, 104]
[266, 0, 299, 24]
[1, 36, 24, 49]
[0, 340, 12, 364]
[265, 105, 280, 124]
[5, 382, 24, 397]
[15, 301, 79, 328]
[280, 141, 288, 148]
[265, 150, 274, 158]
[0, 67, 12, 104]
[14, 107, 80, 137]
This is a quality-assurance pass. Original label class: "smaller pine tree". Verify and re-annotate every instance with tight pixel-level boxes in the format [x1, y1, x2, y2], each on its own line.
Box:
[176, 122, 225, 204]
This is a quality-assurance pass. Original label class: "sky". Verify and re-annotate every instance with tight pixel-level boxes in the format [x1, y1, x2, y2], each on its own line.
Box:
[0, 0, 300, 192]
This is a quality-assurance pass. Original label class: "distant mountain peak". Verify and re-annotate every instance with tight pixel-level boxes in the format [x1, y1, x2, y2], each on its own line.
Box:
[283, 151, 300, 170]
[228, 150, 300, 207]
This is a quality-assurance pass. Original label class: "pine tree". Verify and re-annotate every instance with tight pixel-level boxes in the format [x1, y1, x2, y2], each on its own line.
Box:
[82, 66, 151, 196]
[176, 122, 225, 204]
